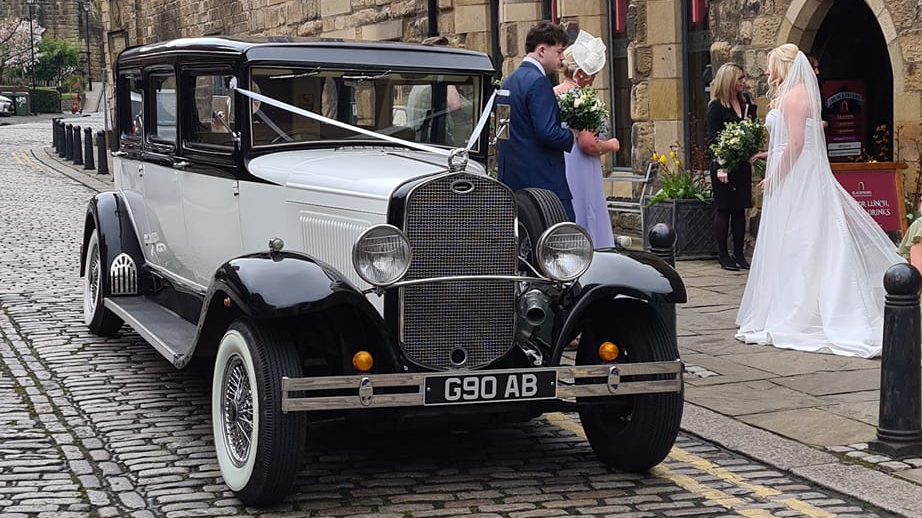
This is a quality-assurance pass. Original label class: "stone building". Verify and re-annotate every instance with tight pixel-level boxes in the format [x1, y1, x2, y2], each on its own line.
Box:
[4, 0, 105, 85]
[97, 0, 922, 200]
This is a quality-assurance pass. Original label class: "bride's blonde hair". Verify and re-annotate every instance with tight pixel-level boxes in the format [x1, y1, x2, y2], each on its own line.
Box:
[767, 43, 799, 108]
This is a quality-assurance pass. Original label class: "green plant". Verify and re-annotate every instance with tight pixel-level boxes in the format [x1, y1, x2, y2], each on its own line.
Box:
[34, 37, 80, 84]
[647, 151, 711, 205]
[30, 87, 60, 113]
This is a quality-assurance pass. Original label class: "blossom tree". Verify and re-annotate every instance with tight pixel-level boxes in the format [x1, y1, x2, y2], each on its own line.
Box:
[0, 15, 44, 83]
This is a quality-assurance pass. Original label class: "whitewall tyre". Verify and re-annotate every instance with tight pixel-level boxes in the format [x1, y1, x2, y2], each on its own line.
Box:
[83, 229, 122, 336]
[212, 318, 307, 506]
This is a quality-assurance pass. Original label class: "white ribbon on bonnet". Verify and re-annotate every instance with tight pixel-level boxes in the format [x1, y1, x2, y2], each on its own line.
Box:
[571, 30, 607, 76]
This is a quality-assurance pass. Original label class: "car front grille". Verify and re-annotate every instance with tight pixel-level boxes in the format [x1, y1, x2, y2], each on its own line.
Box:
[400, 173, 517, 370]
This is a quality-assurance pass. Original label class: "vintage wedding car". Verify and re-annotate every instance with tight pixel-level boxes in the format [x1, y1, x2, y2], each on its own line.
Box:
[80, 37, 686, 505]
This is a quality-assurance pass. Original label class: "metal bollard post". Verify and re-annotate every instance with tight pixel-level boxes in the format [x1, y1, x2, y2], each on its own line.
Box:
[96, 130, 109, 175]
[73, 125, 83, 166]
[64, 124, 73, 159]
[56, 120, 63, 154]
[869, 263, 922, 458]
[83, 127, 95, 170]
[648, 223, 677, 340]
[52, 119, 59, 151]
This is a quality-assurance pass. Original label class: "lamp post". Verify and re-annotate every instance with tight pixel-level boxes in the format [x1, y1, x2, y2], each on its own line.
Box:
[82, 1, 92, 91]
[25, 0, 36, 115]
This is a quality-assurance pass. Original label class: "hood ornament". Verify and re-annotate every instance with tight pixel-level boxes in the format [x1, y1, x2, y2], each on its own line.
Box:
[448, 148, 468, 173]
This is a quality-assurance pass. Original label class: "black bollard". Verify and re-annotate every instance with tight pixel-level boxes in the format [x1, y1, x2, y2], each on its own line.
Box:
[869, 263, 922, 458]
[52, 119, 59, 151]
[96, 130, 108, 175]
[83, 127, 94, 170]
[649, 223, 677, 267]
[64, 124, 73, 159]
[73, 125, 83, 166]
[648, 223, 678, 341]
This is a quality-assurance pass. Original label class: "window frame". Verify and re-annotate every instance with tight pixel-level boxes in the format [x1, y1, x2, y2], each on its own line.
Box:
[180, 66, 238, 155]
[117, 68, 144, 146]
[145, 66, 179, 153]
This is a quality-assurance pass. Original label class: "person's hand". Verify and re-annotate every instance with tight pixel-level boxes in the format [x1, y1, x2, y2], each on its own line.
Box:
[717, 169, 729, 183]
[605, 137, 620, 153]
[758, 178, 767, 192]
[749, 151, 767, 163]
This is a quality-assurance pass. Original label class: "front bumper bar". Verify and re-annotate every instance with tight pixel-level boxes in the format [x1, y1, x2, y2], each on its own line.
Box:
[281, 361, 683, 413]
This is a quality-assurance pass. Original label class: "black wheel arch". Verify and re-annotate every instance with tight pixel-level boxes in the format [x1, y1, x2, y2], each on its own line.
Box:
[80, 192, 145, 296]
[550, 248, 686, 360]
[190, 251, 400, 372]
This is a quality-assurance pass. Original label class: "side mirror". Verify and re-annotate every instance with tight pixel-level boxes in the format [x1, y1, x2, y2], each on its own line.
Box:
[211, 95, 232, 132]
[494, 103, 510, 143]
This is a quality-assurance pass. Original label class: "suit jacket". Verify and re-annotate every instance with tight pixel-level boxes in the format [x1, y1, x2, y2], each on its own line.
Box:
[706, 96, 758, 210]
[497, 61, 575, 201]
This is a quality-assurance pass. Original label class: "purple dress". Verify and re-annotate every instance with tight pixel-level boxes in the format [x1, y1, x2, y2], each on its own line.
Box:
[564, 139, 614, 249]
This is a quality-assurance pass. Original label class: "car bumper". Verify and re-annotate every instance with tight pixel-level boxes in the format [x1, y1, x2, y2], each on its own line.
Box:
[281, 361, 683, 412]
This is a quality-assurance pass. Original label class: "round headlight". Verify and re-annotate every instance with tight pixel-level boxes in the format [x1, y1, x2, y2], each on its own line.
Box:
[352, 224, 412, 286]
[536, 223, 593, 282]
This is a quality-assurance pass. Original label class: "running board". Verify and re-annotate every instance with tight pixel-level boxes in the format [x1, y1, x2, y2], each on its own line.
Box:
[104, 296, 196, 368]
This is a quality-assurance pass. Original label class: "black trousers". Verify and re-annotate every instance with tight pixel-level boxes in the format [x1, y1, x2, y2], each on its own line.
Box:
[715, 208, 745, 259]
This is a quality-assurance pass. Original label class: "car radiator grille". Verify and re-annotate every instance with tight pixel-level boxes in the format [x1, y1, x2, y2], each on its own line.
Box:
[400, 173, 517, 370]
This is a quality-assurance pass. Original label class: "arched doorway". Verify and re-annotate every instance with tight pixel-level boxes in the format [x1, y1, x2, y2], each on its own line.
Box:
[809, 0, 893, 161]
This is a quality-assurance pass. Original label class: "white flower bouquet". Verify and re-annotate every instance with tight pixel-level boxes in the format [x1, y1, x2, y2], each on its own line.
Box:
[557, 86, 608, 134]
[710, 118, 766, 173]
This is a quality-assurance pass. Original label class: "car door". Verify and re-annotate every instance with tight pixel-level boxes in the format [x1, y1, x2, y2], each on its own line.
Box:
[142, 67, 191, 279]
[114, 70, 152, 259]
[177, 68, 243, 287]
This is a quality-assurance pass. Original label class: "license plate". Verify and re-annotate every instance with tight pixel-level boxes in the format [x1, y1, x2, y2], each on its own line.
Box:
[424, 370, 557, 406]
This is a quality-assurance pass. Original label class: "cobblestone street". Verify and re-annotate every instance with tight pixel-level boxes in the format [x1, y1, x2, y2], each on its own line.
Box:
[0, 120, 899, 517]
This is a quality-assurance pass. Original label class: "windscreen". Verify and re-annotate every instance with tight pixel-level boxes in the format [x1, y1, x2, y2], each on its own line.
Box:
[249, 67, 482, 151]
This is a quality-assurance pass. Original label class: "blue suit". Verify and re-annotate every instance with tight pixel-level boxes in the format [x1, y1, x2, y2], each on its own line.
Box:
[497, 61, 575, 218]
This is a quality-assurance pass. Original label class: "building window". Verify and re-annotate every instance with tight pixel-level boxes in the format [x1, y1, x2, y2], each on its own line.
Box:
[683, 0, 710, 170]
[608, 0, 630, 168]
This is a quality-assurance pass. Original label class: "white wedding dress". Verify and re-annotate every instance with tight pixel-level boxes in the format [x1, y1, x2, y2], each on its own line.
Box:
[735, 52, 903, 358]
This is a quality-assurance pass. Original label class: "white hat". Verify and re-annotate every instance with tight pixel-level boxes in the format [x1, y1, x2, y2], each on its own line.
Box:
[572, 30, 606, 76]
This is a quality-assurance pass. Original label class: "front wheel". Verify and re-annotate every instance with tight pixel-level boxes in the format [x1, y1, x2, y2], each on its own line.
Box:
[83, 228, 123, 336]
[212, 318, 307, 506]
[576, 301, 683, 472]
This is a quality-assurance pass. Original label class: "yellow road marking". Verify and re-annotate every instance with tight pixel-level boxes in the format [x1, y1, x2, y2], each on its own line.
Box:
[546, 412, 837, 518]
[10, 149, 24, 167]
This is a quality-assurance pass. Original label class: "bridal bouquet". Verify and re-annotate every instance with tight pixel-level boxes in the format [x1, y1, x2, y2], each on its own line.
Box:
[710, 118, 766, 173]
[557, 86, 608, 134]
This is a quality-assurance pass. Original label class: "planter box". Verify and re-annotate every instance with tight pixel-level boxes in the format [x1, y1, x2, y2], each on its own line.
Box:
[643, 198, 718, 260]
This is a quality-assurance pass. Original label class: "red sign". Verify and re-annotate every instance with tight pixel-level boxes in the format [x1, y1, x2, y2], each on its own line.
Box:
[822, 80, 866, 163]
[832, 163, 906, 234]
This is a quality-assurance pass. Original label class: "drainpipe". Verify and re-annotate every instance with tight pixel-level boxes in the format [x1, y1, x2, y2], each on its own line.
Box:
[428, 0, 438, 36]
[489, 0, 501, 74]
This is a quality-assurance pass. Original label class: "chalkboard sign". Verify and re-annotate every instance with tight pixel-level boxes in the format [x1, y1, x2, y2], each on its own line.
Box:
[831, 162, 907, 237]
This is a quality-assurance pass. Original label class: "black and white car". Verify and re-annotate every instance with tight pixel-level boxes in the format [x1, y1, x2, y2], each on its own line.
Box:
[80, 36, 686, 505]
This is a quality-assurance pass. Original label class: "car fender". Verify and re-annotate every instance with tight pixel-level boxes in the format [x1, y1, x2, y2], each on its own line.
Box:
[551, 248, 686, 352]
[80, 192, 145, 295]
[190, 250, 395, 367]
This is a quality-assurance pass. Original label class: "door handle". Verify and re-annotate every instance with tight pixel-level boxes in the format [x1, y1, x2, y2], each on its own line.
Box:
[138, 164, 143, 177]
[111, 151, 127, 157]
[173, 161, 190, 170]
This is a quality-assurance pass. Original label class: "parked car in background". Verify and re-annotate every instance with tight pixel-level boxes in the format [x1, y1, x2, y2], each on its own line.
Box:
[0, 94, 14, 116]
[80, 36, 686, 506]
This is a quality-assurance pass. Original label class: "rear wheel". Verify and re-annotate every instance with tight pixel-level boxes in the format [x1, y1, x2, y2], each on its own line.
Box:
[82, 228, 123, 336]
[515, 188, 566, 263]
[576, 301, 683, 472]
[212, 318, 307, 505]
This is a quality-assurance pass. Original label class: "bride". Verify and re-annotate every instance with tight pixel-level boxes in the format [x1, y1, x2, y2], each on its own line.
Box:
[735, 44, 903, 358]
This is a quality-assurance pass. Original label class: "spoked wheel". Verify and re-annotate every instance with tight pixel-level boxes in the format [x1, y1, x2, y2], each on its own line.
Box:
[576, 301, 683, 472]
[212, 318, 307, 506]
[83, 228, 122, 336]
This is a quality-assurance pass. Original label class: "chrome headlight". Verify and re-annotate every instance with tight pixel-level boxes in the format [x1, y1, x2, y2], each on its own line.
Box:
[352, 224, 412, 286]
[536, 223, 593, 282]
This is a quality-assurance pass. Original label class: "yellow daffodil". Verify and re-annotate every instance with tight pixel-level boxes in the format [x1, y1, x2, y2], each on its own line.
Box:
[669, 151, 676, 159]
[659, 155, 667, 164]
[652, 152, 659, 160]
[675, 160, 680, 167]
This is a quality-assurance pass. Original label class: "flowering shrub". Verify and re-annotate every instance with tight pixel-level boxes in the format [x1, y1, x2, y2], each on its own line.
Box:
[647, 151, 712, 206]
[710, 118, 765, 172]
[557, 86, 607, 133]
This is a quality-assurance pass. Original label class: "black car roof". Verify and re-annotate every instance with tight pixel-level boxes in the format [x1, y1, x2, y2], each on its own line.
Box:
[117, 36, 495, 73]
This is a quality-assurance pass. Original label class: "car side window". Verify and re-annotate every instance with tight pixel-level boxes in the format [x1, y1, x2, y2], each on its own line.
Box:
[183, 73, 236, 149]
[118, 72, 144, 141]
[149, 73, 177, 145]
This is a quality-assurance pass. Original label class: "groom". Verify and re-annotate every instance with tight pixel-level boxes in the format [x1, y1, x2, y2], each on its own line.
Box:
[497, 21, 576, 221]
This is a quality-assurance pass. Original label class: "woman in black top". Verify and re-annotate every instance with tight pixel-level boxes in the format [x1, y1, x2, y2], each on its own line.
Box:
[707, 63, 758, 271]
